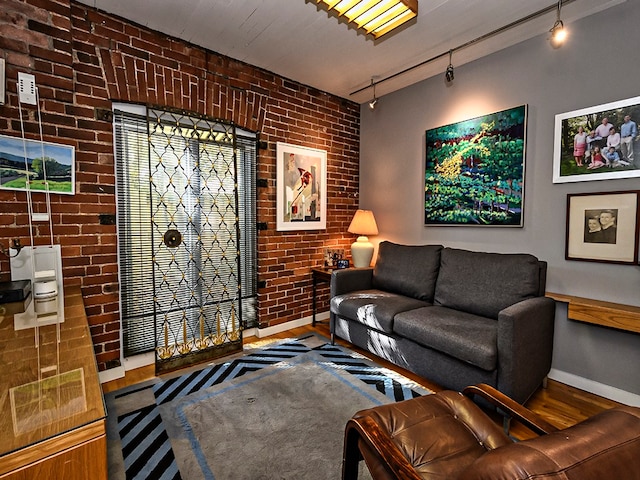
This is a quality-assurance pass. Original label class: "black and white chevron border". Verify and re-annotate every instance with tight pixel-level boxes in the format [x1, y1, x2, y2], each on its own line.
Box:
[114, 338, 425, 480]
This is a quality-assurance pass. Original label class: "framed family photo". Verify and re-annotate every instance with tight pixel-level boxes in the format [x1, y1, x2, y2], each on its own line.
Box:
[565, 191, 639, 264]
[0, 134, 75, 195]
[553, 96, 640, 183]
[424, 105, 527, 227]
[276, 142, 327, 231]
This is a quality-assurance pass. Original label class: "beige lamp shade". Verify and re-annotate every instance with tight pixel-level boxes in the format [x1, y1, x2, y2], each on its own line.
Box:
[348, 209, 378, 268]
[348, 209, 379, 236]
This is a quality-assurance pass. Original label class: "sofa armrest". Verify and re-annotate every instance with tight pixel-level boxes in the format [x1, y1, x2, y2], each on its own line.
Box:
[330, 267, 374, 297]
[496, 296, 556, 403]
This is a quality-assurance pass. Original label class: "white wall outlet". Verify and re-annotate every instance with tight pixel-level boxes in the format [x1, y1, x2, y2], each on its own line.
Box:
[0, 59, 5, 105]
[18, 72, 37, 105]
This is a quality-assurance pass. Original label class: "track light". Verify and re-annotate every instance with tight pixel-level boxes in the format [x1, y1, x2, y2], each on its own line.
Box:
[445, 50, 454, 83]
[549, 1, 567, 48]
[368, 79, 378, 110]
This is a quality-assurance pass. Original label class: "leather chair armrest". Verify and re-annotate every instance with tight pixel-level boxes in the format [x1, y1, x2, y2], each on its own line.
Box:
[343, 415, 423, 480]
[463, 384, 558, 435]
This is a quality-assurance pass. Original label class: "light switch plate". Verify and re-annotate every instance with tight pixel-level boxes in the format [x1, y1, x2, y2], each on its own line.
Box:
[0, 59, 5, 105]
[18, 72, 37, 105]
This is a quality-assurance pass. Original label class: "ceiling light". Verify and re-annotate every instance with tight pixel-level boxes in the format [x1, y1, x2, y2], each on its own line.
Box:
[368, 79, 378, 109]
[445, 50, 454, 83]
[549, 0, 567, 48]
[316, 0, 418, 39]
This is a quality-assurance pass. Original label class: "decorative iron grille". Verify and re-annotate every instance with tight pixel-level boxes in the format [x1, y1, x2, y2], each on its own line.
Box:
[114, 107, 256, 370]
[147, 109, 243, 372]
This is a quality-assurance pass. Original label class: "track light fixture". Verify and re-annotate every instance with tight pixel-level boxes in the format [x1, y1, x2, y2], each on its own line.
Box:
[368, 79, 378, 110]
[350, 1, 578, 98]
[549, 0, 567, 48]
[445, 50, 454, 83]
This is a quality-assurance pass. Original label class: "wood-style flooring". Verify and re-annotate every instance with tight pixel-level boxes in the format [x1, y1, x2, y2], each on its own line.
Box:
[102, 323, 623, 439]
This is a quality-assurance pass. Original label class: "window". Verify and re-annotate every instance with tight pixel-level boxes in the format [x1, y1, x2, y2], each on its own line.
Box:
[114, 106, 257, 361]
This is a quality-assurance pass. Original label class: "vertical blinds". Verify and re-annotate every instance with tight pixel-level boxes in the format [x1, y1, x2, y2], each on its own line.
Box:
[114, 109, 257, 357]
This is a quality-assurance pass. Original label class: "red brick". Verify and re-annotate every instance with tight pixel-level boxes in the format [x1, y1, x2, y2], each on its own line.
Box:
[0, 0, 359, 366]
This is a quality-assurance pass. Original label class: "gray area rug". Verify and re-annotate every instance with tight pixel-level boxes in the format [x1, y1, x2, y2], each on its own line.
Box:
[105, 335, 432, 479]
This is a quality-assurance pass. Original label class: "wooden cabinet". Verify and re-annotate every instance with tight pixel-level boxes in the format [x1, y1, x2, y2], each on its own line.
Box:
[0, 286, 107, 480]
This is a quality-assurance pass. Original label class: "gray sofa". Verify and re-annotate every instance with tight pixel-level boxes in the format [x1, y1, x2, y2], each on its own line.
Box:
[330, 241, 555, 404]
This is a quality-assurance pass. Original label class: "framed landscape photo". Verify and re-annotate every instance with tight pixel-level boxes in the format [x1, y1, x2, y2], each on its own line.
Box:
[276, 142, 327, 231]
[565, 191, 639, 265]
[553, 96, 640, 183]
[424, 105, 527, 226]
[0, 134, 75, 195]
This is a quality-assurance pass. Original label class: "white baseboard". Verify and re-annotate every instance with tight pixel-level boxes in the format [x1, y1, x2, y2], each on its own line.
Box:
[549, 368, 640, 407]
[99, 365, 125, 384]
[252, 312, 328, 338]
[99, 313, 330, 384]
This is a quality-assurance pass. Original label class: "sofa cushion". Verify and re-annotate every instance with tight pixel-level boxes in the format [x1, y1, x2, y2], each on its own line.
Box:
[434, 248, 541, 319]
[394, 306, 498, 371]
[331, 290, 430, 334]
[372, 242, 443, 302]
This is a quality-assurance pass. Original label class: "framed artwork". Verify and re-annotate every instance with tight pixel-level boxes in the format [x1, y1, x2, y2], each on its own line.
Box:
[565, 191, 639, 265]
[276, 142, 327, 231]
[323, 247, 344, 267]
[425, 105, 527, 226]
[553, 95, 640, 183]
[0, 134, 75, 195]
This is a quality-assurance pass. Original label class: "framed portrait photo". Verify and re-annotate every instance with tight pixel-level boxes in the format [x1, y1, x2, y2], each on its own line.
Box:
[276, 142, 327, 231]
[565, 191, 640, 264]
[553, 96, 640, 183]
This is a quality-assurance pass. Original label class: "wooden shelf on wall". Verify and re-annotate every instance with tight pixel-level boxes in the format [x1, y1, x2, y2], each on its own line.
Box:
[546, 292, 640, 334]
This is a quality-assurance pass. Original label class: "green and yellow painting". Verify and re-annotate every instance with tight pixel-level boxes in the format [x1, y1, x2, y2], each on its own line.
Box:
[425, 105, 526, 226]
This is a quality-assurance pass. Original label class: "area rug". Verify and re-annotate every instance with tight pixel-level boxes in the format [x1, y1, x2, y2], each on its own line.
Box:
[105, 335, 433, 480]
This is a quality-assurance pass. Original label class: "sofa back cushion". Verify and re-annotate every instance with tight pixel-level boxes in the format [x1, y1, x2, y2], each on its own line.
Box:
[372, 242, 443, 302]
[434, 248, 542, 319]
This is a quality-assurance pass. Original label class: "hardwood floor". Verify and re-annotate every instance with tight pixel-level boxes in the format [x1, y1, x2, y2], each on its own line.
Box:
[102, 322, 623, 438]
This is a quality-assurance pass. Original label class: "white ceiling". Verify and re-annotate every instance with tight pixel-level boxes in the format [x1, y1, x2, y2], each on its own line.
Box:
[77, 0, 625, 104]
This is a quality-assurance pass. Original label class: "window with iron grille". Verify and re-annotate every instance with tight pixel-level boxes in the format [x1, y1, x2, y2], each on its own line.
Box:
[113, 106, 257, 361]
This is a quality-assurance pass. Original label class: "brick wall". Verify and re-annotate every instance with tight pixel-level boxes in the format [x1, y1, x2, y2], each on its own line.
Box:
[0, 0, 360, 370]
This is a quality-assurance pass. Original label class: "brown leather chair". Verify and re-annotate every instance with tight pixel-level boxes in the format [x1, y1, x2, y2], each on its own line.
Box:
[342, 384, 640, 480]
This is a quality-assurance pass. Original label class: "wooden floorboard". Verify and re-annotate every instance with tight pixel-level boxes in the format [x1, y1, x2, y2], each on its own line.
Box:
[102, 322, 623, 438]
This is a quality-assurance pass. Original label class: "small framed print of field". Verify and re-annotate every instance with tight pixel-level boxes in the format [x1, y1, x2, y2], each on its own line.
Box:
[0, 134, 75, 195]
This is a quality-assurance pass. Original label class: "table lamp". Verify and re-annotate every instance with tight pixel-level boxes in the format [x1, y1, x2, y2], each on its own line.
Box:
[348, 209, 378, 268]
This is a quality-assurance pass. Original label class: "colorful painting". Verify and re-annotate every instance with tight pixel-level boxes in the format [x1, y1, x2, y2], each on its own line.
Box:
[425, 105, 527, 226]
[276, 142, 327, 231]
[0, 134, 75, 195]
[553, 96, 640, 183]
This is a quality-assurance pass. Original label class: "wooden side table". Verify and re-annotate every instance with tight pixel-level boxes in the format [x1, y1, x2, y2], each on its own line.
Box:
[311, 267, 333, 326]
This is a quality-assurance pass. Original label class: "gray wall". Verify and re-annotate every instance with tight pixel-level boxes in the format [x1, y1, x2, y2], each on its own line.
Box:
[359, 1, 640, 402]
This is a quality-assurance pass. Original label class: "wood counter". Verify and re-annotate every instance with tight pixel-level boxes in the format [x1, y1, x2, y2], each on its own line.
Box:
[0, 286, 106, 479]
[547, 292, 640, 334]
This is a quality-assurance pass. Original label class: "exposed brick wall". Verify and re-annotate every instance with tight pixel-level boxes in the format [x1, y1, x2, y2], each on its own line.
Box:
[0, 0, 360, 370]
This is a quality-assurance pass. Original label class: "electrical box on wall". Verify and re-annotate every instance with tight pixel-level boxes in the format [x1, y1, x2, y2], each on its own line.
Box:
[0, 59, 5, 105]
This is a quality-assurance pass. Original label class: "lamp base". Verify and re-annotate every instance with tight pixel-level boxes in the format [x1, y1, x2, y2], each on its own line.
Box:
[351, 236, 374, 268]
